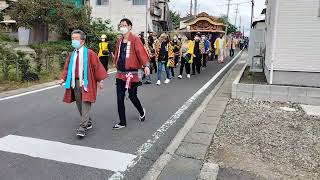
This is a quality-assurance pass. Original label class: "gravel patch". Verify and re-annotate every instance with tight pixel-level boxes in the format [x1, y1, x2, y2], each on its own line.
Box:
[207, 99, 320, 180]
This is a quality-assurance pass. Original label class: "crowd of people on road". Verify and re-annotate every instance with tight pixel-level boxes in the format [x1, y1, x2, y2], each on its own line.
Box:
[59, 18, 244, 138]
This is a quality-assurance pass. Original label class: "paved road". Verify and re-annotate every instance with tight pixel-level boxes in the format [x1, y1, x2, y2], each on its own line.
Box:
[0, 52, 239, 180]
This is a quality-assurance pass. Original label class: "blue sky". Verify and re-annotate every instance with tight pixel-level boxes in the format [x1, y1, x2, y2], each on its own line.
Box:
[169, 0, 266, 35]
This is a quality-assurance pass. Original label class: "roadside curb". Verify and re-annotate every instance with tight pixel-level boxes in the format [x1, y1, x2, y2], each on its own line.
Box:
[142, 52, 243, 180]
[0, 68, 117, 100]
[0, 80, 60, 99]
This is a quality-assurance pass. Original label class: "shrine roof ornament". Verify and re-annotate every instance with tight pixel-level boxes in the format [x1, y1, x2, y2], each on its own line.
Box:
[184, 12, 226, 27]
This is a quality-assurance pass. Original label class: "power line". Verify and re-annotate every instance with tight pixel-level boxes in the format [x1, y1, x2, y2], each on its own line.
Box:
[225, 0, 231, 36]
[250, 0, 254, 27]
[234, 3, 239, 27]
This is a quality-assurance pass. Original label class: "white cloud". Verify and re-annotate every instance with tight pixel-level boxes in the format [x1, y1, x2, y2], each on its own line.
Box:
[169, 0, 266, 36]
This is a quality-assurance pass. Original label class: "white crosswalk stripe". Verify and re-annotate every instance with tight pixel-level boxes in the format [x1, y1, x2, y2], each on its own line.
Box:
[0, 135, 136, 172]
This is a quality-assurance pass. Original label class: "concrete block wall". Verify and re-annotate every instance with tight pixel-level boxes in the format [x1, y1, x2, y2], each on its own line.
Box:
[232, 65, 320, 105]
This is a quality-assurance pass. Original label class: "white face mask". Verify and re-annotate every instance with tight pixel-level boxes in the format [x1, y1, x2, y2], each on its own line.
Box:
[120, 27, 129, 35]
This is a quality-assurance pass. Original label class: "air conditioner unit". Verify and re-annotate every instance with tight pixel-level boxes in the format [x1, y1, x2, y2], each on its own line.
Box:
[151, 7, 162, 17]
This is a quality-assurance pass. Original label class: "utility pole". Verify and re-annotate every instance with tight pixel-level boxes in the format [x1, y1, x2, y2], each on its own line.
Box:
[190, 0, 193, 16]
[250, 0, 255, 27]
[145, 0, 148, 37]
[243, 26, 245, 37]
[239, 15, 241, 30]
[234, 4, 239, 28]
[194, 0, 198, 16]
[225, 0, 231, 36]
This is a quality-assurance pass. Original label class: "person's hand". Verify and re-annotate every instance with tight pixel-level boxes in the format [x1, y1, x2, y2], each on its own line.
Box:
[144, 67, 150, 76]
[98, 81, 104, 90]
[59, 79, 65, 86]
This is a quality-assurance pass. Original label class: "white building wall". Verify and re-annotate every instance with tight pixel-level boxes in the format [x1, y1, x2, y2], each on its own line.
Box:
[265, 0, 277, 71]
[248, 22, 266, 66]
[264, 0, 320, 87]
[274, 0, 320, 72]
[89, 0, 153, 34]
[266, 0, 320, 72]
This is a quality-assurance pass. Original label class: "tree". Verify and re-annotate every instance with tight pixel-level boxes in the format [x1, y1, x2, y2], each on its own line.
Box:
[170, 10, 181, 29]
[217, 15, 237, 35]
[90, 18, 114, 36]
[0, 11, 3, 22]
[8, 0, 92, 43]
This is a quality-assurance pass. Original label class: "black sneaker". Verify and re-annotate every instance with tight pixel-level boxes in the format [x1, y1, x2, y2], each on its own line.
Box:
[76, 127, 86, 138]
[113, 124, 126, 130]
[85, 122, 93, 130]
[139, 108, 146, 122]
[144, 80, 152, 84]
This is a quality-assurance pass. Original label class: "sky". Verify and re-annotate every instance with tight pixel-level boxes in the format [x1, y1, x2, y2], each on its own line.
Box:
[169, 0, 266, 35]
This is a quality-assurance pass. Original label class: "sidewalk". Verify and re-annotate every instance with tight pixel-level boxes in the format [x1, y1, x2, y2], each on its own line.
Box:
[143, 53, 247, 180]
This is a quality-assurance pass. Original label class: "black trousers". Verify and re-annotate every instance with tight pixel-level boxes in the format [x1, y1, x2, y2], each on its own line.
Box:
[174, 55, 179, 66]
[99, 56, 108, 71]
[192, 55, 202, 74]
[230, 49, 235, 57]
[150, 57, 157, 74]
[170, 67, 175, 77]
[116, 78, 144, 126]
[180, 57, 191, 75]
[202, 54, 208, 67]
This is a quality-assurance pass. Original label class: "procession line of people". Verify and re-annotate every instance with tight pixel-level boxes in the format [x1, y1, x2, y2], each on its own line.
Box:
[59, 18, 241, 138]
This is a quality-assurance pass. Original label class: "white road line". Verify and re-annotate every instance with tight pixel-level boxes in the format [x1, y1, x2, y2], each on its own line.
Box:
[0, 70, 117, 102]
[0, 135, 136, 172]
[109, 52, 242, 179]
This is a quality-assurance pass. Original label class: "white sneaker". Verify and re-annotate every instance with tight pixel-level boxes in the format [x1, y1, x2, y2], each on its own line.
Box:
[164, 79, 170, 84]
[139, 108, 146, 122]
[178, 75, 182, 79]
[187, 74, 191, 79]
[156, 80, 161, 85]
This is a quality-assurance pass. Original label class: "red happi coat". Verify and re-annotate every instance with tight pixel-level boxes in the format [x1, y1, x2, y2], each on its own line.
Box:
[113, 32, 150, 82]
[60, 48, 108, 103]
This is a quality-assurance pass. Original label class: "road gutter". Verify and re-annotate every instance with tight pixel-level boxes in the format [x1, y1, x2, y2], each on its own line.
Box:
[142, 52, 242, 180]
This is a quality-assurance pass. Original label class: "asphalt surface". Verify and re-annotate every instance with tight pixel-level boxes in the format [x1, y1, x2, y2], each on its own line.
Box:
[0, 52, 239, 180]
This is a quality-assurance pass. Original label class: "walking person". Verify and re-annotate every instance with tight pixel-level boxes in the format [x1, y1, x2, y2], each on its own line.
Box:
[178, 37, 192, 79]
[201, 34, 210, 68]
[139, 35, 152, 84]
[214, 33, 227, 64]
[98, 34, 109, 71]
[168, 38, 176, 78]
[148, 34, 157, 75]
[59, 29, 108, 137]
[239, 37, 245, 50]
[155, 33, 171, 85]
[244, 37, 249, 51]
[228, 35, 236, 57]
[112, 18, 150, 130]
[172, 35, 182, 67]
[192, 33, 203, 75]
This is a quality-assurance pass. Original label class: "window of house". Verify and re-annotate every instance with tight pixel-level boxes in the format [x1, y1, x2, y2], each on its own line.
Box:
[96, 0, 109, 5]
[133, 0, 146, 5]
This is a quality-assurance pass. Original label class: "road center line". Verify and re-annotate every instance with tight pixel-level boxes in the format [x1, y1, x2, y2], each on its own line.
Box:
[0, 135, 136, 172]
[0, 70, 117, 102]
[109, 52, 242, 179]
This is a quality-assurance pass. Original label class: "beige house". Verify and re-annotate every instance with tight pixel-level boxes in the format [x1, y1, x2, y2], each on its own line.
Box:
[264, 0, 320, 87]
[89, 0, 172, 35]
